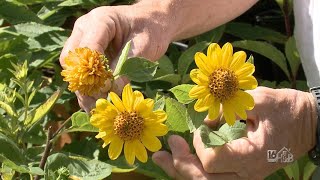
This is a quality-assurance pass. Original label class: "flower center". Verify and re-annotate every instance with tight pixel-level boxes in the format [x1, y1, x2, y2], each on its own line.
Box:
[113, 111, 144, 141]
[208, 68, 239, 101]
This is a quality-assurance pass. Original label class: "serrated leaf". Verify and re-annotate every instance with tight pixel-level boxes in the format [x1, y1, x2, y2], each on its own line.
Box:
[232, 40, 290, 78]
[67, 112, 98, 132]
[285, 37, 300, 77]
[218, 121, 246, 142]
[25, 85, 66, 127]
[199, 125, 227, 148]
[226, 22, 287, 44]
[165, 98, 189, 133]
[170, 84, 195, 104]
[45, 153, 112, 180]
[113, 40, 131, 77]
[178, 41, 208, 75]
[187, 101, 206, 133]
[0, 1, 42, 24]
[0, 133, 25, 164]
[119, 57, 158, 82]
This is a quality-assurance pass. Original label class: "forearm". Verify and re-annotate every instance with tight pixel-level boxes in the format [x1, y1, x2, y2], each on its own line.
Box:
[132, 0, 258, 41]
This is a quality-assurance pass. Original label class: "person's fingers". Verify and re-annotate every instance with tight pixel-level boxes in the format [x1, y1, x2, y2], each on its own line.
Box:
[78, 16, 112, 53]
[59, 25, 83, 67]
[152, 151, 176, 178]
[193, 130, 257, 175]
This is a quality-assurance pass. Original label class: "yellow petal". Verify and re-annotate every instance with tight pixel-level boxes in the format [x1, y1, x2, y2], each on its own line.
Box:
[124, 140, 136, 165]
[239, 76, 258, 90]
[208, 98, 220, 120]
[95, 99, 108, 111]
[230, 51, 246, 71]
[194, 94, 213, 112]
[141, 135, 162, 152]
[109, 92, 125, 112]
[194, 52, 212, 76]
[101, 133, 116, 147]
[133, 140, 148, 163]
[133, 91, 144, 110]
[228, 99, 247, 120]
[234, 90, 255, 110]
[144, 123, 168, 136]
[235, 63, 255, 78]
[207, 43, 222, 68]
[95, 132, 107, 139]
[153, 110, 167, 123]
[189, 85, 210, 99]
[190, 69, 209, 85]
[122, 84, 134, 111]
[108, 136, 124, 160]
[222, 102, 236, 126]
[221, 42, 233, 68]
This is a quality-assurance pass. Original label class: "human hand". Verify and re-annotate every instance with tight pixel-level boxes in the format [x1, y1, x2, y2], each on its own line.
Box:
[153, 86, 317, 179]
[59, 4, 172, 112]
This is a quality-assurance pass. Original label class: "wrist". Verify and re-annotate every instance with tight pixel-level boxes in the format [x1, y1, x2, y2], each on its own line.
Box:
[306, 92, 318, 150]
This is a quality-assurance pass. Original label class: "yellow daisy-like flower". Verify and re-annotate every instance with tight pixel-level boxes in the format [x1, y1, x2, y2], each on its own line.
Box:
[61, 47, 113, 96]
[90, 84, 168, 165]
[189, 42, 257, 125]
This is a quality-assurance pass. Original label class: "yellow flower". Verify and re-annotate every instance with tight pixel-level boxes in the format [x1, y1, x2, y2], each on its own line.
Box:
[61, 47, 113, 96]
[189, 43, 257, 125]
[90, 84, 168, 165]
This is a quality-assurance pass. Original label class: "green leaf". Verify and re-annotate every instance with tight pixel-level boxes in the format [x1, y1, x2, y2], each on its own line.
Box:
[114, 40, 131, 77]
[0, 155, 44, 175]
[25, 84, 66, 127]
[45, 153, 112, 180]
[0, 1, 41, 24]
[0, 133, 25, 164]
[283, 161, 299, 180]
[10, 22, 64, 38]
[225, 22, 287, 44]
[135, 158, 171, 180]
[196, 25, 225, 43]
[232, 40, 290, 78]
[0, 101, 17, 118]
[199, 125, 227, 148]
[119, 57, 158, 82]
[178, 41, 209, 75]
[169, 84, 195, 104]
[154, 95, 165, 111]
[165, 98, 189, 133]
[297, 155, 317, 180]
[285, 37, 300, 78]
[187, 101, 206, 133]
[247, 55, 254, 64]
[153, 74, 181, 86]
[218, 121, 246, 142]
[154, 55, 174, 77]
[58, 0, 87, 6]
[67, 112, 98, 132]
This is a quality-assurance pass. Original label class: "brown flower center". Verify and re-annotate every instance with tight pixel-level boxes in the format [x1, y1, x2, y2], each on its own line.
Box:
[208, 68, 239, 101]
[113, 111, 144, 141]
